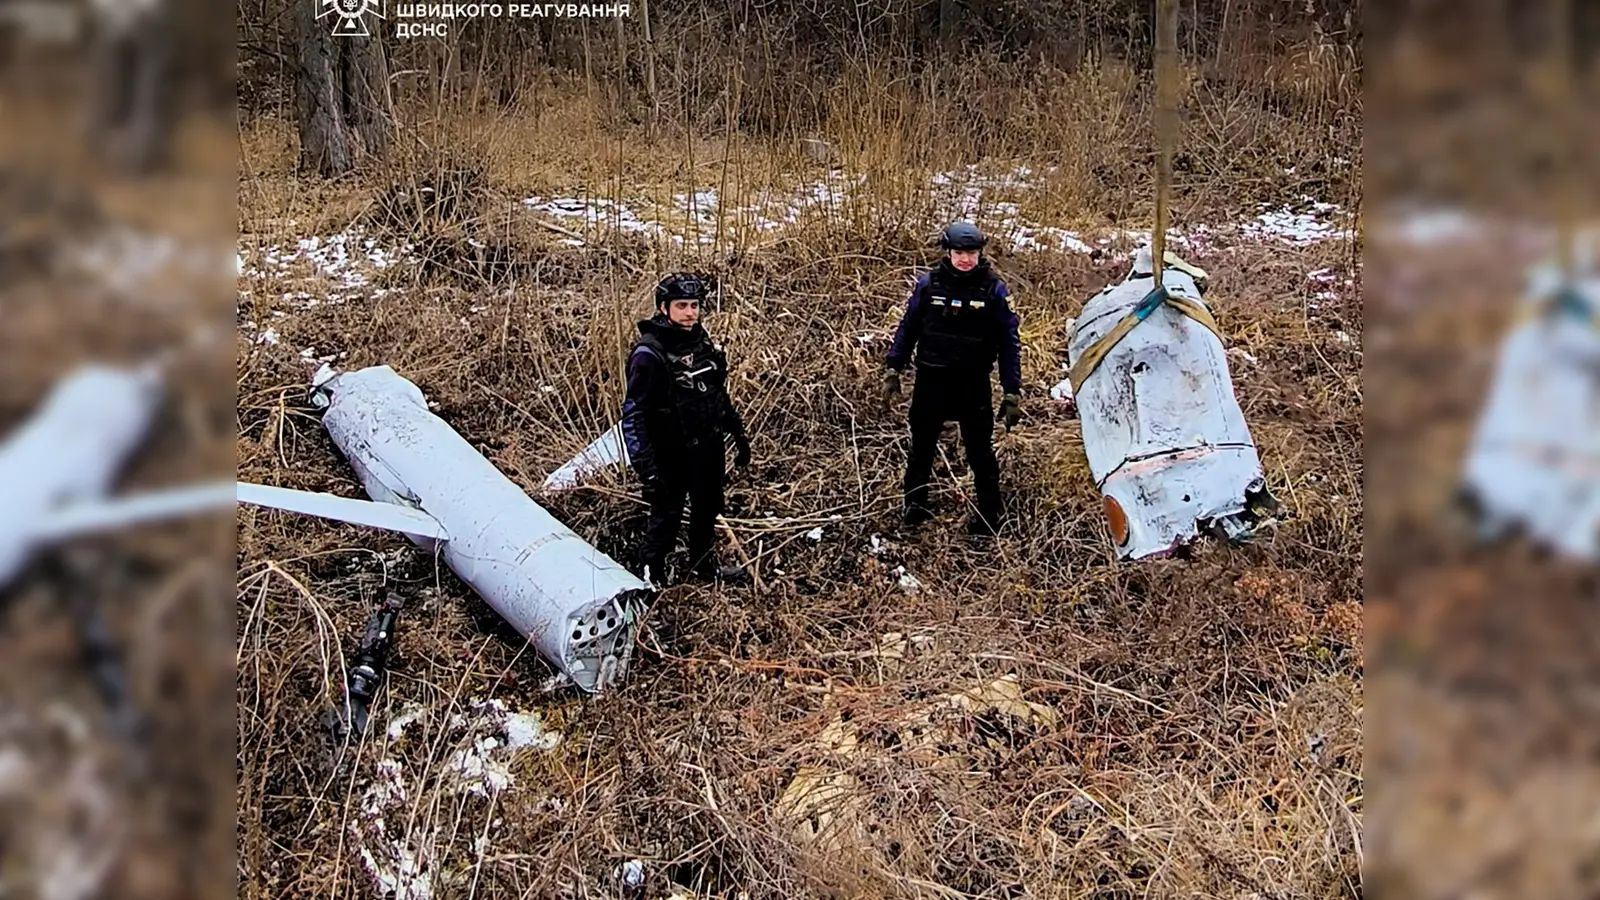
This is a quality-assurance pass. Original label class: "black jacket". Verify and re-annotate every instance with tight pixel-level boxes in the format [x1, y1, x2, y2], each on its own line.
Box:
[884, 258, 1022, 394]
[620, 315, 747, 482]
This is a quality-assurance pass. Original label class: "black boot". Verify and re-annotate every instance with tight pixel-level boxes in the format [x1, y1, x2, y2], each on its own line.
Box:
[903, 483, 935, 528]
[903, 502, 934, 529]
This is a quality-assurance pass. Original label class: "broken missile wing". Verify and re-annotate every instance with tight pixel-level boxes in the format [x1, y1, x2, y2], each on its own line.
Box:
[0, 365, 163, 588]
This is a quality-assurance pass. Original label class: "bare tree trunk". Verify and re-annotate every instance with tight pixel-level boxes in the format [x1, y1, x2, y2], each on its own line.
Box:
[88, 0, 175, 173]
[642, 0, 660, 137]
[613, 8, 628, 120]
[295, 0, 393, 177]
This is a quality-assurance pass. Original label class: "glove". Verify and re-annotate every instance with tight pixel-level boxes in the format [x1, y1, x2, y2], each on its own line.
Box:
[882, 368, 903, 401]
[1000, 393, 1021, 430]
[734, 434, 751, 470]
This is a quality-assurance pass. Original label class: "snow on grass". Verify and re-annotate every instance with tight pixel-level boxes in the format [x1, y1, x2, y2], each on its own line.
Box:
[351, 697, 562, 900]
[243, 165, 1355, 344]
[1241, 202, 1353, 245]
[238, 228, 419, 297]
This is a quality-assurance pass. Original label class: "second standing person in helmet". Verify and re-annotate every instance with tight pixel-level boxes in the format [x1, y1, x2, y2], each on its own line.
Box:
[883, 222, 1023, 535]
[621, 273, 752, 585]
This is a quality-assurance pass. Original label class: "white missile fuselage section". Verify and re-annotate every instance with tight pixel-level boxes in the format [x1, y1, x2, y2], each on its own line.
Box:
[0, 364, 235, 592]
[1066, 248, 1278, 559]
[1456, 263, 1600, 560]
[310, 365, 652, 693]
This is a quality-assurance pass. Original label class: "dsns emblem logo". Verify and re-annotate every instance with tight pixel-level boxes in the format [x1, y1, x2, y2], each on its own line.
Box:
[317, 0, 385, 36]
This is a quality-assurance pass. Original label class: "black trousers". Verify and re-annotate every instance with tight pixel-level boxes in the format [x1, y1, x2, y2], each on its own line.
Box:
[640, 440, 726, 578]
[904, 366, 1001, 519]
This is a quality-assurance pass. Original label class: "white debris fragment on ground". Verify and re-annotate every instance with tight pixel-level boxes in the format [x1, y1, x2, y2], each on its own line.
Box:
[892, 565, 921, 593]
[1049, 376, 1075, 405]
[806, 526, 824, 542]
[351, 697, 562, 900]
[1227, 348, 1260, 366]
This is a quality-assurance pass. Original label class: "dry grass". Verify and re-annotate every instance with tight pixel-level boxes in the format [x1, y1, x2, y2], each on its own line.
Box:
[0, 79, 236, 899]
[236, 49, 1361, 900]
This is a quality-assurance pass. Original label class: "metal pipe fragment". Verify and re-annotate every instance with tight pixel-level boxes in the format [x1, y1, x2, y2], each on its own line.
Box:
[312, 365, 652, 693]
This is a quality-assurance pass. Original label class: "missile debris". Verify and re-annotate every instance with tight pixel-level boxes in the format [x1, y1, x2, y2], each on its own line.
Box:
[32, 482, 235, 542]
[542, 423, 626, 492]
[0, 365, 162, 588]
[327, 592, 406, 741]
[305, 365, 653, 693]
[1456, 261, 1600, 560]
[1066, 246, 1279, 559]
[0, 363, 236, 592]
[235, 482, 448, 540]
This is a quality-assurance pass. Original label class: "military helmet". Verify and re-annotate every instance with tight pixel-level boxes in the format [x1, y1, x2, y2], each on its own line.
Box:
[940, 221, 987, 251]
[655, 272, 707, 308]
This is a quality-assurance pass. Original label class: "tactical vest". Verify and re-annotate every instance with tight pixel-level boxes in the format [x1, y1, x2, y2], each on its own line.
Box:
[916, 263, 1003, 372]
[633, 332, 731, 451]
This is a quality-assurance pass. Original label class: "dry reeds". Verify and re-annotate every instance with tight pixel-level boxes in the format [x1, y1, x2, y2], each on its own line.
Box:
[235, 30, 1362, 900]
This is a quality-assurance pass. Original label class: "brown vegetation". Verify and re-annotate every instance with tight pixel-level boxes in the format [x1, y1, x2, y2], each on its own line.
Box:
[235, 4, 1360, 898]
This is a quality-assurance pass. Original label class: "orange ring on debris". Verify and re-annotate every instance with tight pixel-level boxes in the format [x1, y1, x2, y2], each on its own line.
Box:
[1104, 495, 1130, 546]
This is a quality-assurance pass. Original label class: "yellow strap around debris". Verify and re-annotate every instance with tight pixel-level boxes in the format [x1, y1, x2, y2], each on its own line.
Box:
[1068, 272, 1223, 396]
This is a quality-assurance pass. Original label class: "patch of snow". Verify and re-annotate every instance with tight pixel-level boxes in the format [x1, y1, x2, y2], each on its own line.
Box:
[620, 859, 646, 891]
[386, 704, 427, 741]
[503, 712, 561, 751]
[351, 698, 562, 900]
[1388, 207, 1483, 245]
[1242, 204, 1351, 245]
[446, 736, 514, 798]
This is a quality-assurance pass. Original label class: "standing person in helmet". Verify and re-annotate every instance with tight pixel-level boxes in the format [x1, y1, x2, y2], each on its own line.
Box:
[621, 273, 753, 585]
[882, 222, 1023, 535]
